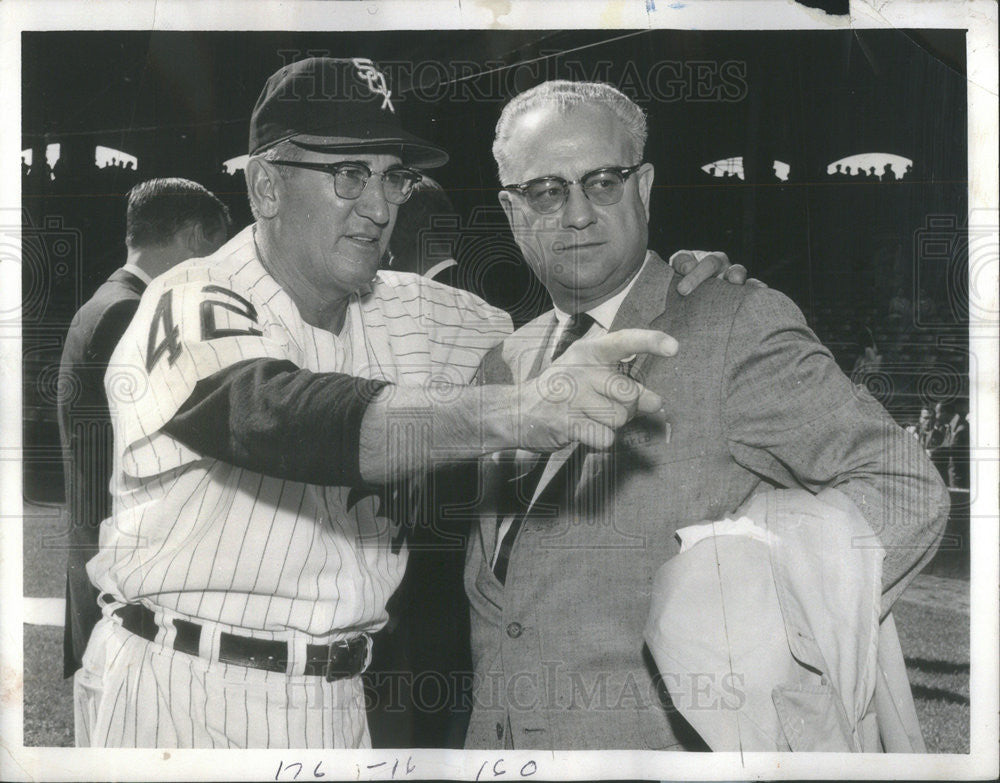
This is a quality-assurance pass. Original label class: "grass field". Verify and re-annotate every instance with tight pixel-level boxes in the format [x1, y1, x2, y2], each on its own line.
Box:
[20, 500, 971, 752]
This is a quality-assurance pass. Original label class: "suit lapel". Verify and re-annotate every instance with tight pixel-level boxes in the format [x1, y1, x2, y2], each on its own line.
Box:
[481, 316, 552, 551]
[487, 312, 560, 517]
[609, 251, 674, 379]
[524, 252, 674, 513]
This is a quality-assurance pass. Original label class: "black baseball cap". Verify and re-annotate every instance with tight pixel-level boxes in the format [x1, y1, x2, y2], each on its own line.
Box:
[249, 57, 449, 168]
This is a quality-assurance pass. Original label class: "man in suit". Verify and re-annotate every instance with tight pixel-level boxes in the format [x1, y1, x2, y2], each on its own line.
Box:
[59, 177, 230, 689]
[463, 80, 950, 750]
[931, 400, 969, 489]
[377, 148, 742, 749]
[916, 405, 939, 449]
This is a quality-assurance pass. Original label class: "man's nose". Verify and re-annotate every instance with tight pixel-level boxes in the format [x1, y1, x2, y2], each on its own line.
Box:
[354, 176, 391, 225]
[561, 183, 597, 229]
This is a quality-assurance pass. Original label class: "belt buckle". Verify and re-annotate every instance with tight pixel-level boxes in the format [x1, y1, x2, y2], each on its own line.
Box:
[325, 633, 373, 682]
[358, 632, 373, 673]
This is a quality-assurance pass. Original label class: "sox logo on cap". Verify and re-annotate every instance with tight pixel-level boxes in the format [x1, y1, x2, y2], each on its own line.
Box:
[350, 58, 394, 112]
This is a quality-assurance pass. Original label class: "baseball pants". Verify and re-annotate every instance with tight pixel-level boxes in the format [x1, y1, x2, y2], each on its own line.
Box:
[75, 616, 370, 748]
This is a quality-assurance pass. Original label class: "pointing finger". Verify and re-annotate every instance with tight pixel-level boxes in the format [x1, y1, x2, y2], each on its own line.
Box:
[581, 329, 678, 365]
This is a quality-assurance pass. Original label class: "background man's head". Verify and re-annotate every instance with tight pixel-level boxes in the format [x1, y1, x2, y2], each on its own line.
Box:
[935, 400, 956, 422]
[493, 81, 654, 314]
[244, 57, 448, 316]
[125, 178, 231, 276]
[386, 176, 457, 275]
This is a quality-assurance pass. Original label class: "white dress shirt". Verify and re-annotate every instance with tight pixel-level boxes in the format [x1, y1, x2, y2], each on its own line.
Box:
[121, 262, 152, 286]
[492, 252, 653, 568]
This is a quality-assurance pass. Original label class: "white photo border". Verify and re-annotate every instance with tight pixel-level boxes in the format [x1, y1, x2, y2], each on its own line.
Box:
[1, 1, 996, 780]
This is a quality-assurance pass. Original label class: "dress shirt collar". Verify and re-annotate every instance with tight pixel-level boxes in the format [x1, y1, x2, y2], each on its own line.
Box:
[552, 250, 652, 331]
[121, 263, 152, 286]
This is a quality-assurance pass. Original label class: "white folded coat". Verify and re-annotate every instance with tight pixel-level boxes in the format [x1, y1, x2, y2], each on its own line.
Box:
[644, 487, 925, 753]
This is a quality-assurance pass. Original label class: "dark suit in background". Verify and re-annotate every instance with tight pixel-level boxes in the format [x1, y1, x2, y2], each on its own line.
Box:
[58, 176, 229, 688]
[58, 267, 146, 677]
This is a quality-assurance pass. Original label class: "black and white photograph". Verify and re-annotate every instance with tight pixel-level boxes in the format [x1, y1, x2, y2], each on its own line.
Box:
[1, 0, 997, 780]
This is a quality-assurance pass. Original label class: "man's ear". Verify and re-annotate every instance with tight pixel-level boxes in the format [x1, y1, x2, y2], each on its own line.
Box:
[168, 219, 208, 260]
[246, 158, 280, 219]
[182, 220, 208, 256]
[637, 162, 654, 221]
[184, 218, 225, 257]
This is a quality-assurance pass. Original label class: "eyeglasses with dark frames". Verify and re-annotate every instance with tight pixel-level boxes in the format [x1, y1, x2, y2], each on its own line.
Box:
[501, 164, 644, 214]
[269, 160, 423, 205]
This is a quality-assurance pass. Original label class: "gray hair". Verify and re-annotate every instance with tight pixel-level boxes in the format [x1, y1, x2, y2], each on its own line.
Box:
[493, 80, 648, 183]
[245, 140, 305, 220]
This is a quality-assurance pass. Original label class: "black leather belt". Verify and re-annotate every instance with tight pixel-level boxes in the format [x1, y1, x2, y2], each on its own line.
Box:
[109, 599, 371, 681]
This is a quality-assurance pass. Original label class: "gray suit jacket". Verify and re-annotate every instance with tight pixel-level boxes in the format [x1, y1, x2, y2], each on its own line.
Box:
[463, 252, 949, 750]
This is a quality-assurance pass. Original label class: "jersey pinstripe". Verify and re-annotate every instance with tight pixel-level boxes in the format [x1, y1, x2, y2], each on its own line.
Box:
[88, 225, 512, 642]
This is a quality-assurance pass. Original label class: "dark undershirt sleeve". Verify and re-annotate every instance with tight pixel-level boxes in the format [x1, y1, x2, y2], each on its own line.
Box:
[161, 358, 390, 488]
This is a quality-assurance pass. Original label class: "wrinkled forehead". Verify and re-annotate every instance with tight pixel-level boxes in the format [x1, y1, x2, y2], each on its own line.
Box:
[504, 103, 633, 180]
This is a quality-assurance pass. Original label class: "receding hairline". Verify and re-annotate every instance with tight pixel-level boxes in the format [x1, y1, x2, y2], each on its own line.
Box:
[503, 100, 632, 137]
[493, 81, 647, 182]
[495, 102, 642, 182]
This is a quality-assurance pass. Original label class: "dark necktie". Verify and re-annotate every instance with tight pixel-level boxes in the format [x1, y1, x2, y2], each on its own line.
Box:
[550, 312, 596, 362]
[493, 312, 595, 583]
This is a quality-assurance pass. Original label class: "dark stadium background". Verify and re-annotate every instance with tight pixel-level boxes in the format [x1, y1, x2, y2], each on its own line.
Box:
[20, 29, 971, 750]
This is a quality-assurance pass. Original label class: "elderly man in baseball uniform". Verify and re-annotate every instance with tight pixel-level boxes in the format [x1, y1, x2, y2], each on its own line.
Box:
[78, 58, 740, 749]
[462, 80, 949, 750]
[61, 179, 230, 694]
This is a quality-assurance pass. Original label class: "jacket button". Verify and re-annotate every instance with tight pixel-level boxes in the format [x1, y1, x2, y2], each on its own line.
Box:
[496, 722, 504, 739]
[506, 622, 523, 638]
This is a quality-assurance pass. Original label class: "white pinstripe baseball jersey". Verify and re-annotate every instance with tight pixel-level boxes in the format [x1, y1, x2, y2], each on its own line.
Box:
[89, 225, 511, 642]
